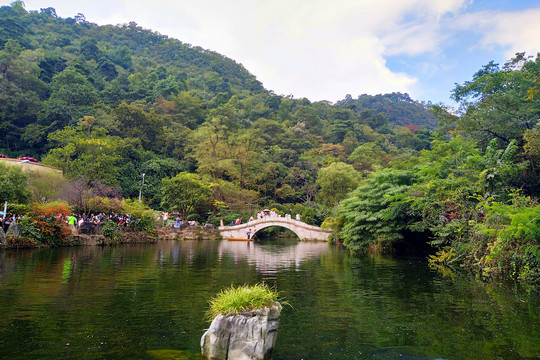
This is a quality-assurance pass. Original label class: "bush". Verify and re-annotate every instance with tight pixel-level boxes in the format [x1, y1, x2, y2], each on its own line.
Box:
[30, 201, 70, 217]
[18, 217, 41, 241]
[102, 220, 120, 241]
[33, 217, 73, 246]
[7, 204, 28, 215]
[187, 213, 202, 223]
[6, 235, 38, 248]
[127, 214, 156, 235]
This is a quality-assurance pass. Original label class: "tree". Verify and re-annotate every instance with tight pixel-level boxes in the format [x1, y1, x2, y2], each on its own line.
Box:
[43, 122, 123, 185]
[338, 169, 416, 251]
[315, 162, 360, 207]
[161, 172, 213, 220]
[0, 162, 31, 203]
[450, 53, 540, 150]
[111, 102, 164, 151]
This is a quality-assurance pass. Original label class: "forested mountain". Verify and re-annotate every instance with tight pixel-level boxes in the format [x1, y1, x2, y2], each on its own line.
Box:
[337, 93, 438, 129]
[0, 1, 435, 215]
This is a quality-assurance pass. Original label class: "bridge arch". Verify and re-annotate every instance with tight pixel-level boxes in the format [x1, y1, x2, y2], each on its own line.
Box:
[250, 222, 300, 239]
[218, 215, 331, 241]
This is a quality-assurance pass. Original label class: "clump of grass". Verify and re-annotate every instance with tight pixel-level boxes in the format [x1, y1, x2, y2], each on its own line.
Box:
[206, 283, 282, 320]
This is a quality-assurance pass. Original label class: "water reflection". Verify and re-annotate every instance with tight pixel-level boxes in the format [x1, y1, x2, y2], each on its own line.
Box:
[218, 239, 331, 278]
[0, 240, 538, 360]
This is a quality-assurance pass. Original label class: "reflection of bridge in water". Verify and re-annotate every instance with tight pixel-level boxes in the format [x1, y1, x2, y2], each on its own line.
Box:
[218, 214, 332, 241]
[218, 240, 331, 276]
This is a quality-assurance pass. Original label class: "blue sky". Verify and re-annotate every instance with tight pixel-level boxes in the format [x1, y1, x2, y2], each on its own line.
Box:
[1, 0, 539, 107]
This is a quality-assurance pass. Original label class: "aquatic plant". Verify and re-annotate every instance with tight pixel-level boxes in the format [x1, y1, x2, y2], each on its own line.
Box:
[206, 283, 283, 320]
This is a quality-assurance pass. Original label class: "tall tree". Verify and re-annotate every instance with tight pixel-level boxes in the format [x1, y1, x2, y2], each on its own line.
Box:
[450, 53, 540, 149]
[316, 162, 360, 206]
[0, 162, 31, 204]
[161, 172, 213, 220]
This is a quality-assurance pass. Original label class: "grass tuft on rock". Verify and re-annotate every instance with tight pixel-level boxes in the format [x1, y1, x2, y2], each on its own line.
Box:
[206, 283, 281, 320]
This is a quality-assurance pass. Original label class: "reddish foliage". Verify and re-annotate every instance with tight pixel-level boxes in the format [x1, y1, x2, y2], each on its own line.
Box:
[30, 201, 70, 217]
[405, 124, 420, 132]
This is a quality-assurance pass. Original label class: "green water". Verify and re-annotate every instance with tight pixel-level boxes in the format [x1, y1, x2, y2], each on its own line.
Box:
[0, 239, 538, 359]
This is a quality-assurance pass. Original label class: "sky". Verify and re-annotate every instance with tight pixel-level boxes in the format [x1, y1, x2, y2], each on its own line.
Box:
[2, 0, 540, 106]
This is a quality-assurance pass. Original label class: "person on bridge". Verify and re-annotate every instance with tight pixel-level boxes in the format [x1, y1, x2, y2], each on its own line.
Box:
[296, 213, 301, 221]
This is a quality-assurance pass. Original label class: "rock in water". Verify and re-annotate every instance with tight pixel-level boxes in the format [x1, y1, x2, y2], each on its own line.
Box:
[201, 303, 282, 360]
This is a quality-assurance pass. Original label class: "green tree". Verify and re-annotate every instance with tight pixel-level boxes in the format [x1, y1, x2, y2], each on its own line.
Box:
[315, 162, 360, 206]
[0, 162, 31, 203]
[111, 102, 164, 151]
[43, 122, 123, 185]
[338, 169, 416, 251]
[161, 172, 213, 220]
[450, 53, 540, 149]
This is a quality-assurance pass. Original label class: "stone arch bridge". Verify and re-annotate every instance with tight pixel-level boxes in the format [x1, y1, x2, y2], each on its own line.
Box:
[218, 215, 332, 241]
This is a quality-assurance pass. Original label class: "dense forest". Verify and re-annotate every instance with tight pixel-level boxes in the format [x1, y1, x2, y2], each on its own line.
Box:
[0, 2, 539, 286]
[0, 2, 435, 211]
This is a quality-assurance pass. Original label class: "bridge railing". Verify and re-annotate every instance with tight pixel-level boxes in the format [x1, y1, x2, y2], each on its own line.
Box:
[219, 214, 329, 232]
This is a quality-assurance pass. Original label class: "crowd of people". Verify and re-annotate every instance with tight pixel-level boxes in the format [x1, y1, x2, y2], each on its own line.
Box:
[0, 212, 136, 234]
[156, 212, 198, 228]
[0, 213, 23, 232]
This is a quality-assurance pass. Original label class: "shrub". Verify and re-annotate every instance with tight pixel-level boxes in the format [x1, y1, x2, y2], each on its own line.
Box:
[7, 204, 28, 215]
[101, 220, 120, 241]
[18, 217, 41, 241]
[6, 235, 38, 248]
[33, 217, 72, 246]
[187, 213, 201, 223]
[30, 201, 70, 217]
[127, 214, 157, 235]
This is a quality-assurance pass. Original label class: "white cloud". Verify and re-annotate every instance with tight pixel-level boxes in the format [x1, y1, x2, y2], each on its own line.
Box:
[480, 8, 540, 58]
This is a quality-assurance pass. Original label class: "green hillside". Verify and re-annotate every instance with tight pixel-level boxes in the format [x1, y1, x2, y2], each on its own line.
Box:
[0, 1, 435, 211]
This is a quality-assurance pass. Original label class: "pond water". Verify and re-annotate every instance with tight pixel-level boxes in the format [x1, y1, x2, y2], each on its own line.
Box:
[0, 239, 538, 359]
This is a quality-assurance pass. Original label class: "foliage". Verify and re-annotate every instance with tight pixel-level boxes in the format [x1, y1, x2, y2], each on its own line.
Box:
[29, 201, 70, 217]
[338, 169, 417, 251]
[206, 283, 283, 320]
[17, 216, 41, 241]
[27, 168, 66, 203]
[6, 235, 38, 248]
[32, 217, 72, 246]
[121, 198, 155, 218]
[161, 172, 213, 220]
[101, 220, 120, 241]
[315, 162, 360, 207]
[7, 203, 27, 215]
[337, 92, 438, 129]
[0, 162, 31, 203]
[470, 194, 540, 284]
[127, 214, 157, 235]
[43, 124, 123, 185]
[57, 179, 120, 216]
[450, 53, 540, 150]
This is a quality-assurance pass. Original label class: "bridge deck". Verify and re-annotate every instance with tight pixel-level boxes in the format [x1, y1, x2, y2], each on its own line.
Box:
[218, 215, 332, 241]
